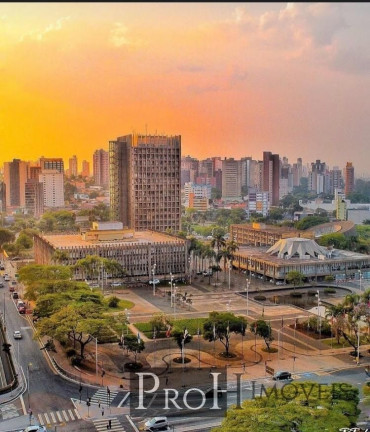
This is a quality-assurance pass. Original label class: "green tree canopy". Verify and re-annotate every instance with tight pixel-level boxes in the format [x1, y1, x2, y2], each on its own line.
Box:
[251, 320, 274, 351]
[212, 381, 360, 432]
[203, 311, 247, 357]
[0, 228, 15, 247]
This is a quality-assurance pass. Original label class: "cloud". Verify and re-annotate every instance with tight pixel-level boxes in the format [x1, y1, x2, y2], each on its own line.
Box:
[110, 22, 141, 47]
[20, 16, 70, 42]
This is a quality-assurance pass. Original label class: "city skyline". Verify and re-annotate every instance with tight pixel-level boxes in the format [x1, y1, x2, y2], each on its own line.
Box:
[1, 3, 370, 174]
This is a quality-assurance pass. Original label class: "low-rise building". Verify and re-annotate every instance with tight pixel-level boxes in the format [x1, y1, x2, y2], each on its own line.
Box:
[34, 222, 189, 281]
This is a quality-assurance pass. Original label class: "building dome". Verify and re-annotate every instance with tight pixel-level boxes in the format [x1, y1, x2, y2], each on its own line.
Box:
[266, 237, 328, 260]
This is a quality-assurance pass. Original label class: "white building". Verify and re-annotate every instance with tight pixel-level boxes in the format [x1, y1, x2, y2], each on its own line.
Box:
[247, 191, 270, 217]
[184, 182, 211, 208]
[39, 170, 65, 208]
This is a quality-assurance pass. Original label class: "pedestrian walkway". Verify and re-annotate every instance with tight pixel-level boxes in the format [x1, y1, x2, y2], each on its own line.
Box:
[89, 388, 120, 406]
[93, 417, 126, 431]
[37, 408, 81, 426]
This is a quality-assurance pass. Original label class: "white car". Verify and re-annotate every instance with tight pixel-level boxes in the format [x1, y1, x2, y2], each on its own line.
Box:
[22, 426, 47, 432]
[144, 417, 169, 431]
[13, 331, 22, 339]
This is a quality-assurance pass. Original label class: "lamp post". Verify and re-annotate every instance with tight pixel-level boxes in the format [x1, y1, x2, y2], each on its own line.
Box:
[249, 257, 252, 282]
[245, 279, 250, 317]
[356, 323, 360, 365]
[89, 335, 98, 383]
[316, 290, 322, 350]
[125, 308, 130, 334]
[169, 273, 174, 307]
[189, 256, 192, 284]
[173, 285, 177, 321]
[152, 264, 157, 296]
[27, 363, 32, 411]
[228, 261, 231, 291]
[358, 270, 363, 292]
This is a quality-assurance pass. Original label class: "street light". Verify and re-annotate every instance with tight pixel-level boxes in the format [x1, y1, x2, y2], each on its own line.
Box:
[358, 270, 363, 292]
[124, 308, 130, 334]
[169, 273, 174, 307]
[316, 290, 322, 345]
[173, 285, 177, 321]
[245, 279, 250, 317]
[89, 335, 98, 383]
[152, 264, 157, 296]
[228, 261, 231, 291]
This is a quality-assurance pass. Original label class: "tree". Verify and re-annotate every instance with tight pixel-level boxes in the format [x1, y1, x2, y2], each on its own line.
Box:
[16, 233, 33, 249]
[251, 320, 274, 351]
[18, 264, 72, 285]
[148, 312, 173, 338]
[286, 270, 305, 290]
[212, 381, 360, 432]
[124, 334, 145, 364]
[203, 311, 247, 357]
[36, 303, 109, 359]
[0, 228, 15, 247]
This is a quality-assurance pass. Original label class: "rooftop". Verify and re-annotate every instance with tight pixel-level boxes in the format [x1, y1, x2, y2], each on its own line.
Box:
[39, 230, 185, 249]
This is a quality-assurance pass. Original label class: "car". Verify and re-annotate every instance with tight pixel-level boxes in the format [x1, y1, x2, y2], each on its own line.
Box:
[13, 292, 19, 299]
[4, 275, 10, 281]
[110, 282, 122, 287]
[22, 426, 47, 432]
[13, 331, 22, 339]
[18, 306, 26, 314]
[144, 417, 169, 431]
[0, 282, 4, 288]
[205, 386, 224, 399]
[272, 371, 292, 381]
[9, 285, 15, 292]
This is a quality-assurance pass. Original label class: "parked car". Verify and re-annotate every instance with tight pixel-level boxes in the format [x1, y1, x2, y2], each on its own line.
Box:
[205, 386, 224, 399]
[0, 282, 4, 288]
[13, 330, 22, 339]
[18, 306, 26, 314]
[4, 275, 10, 281]
[9, 285, 15, 292]
[12, 292, 19, 299]
[22, 426, 47, 432]
[273, 371, 292, 381]
[144, 417, 169, 431]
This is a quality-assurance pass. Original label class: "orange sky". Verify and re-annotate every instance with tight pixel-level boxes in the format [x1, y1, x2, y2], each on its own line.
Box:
[1, 3, 370, 175]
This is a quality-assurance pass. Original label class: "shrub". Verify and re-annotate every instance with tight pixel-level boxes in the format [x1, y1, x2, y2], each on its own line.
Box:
[324, 287, 336, 294]
[71, 356, 82, 366]
[108, 296, 120, 308]
[66, 348, 77, 358]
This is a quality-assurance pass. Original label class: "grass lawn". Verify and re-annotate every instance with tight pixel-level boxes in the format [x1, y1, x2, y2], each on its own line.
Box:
[135, 317, 208, 339]
[105, 298, 135, 312]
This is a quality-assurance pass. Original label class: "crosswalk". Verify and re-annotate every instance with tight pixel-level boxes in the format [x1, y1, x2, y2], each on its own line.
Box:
[38, 408, 81, 426]
[89, 388, 120, 406]
[93, 417, 125, 431]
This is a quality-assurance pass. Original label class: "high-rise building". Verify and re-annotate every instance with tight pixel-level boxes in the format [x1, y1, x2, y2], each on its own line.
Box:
[330, 167, 343, 195]
[25, 179, 44, 218]
[81, 160, 90, 177]
[93, 149, 109, 187]
[344, 162, 355, 196]
[68, 155, 78, 177]
[109, 134, 181, 232]
[39, 157, 64, 173]
[3, 159, 29, 208]
[0, 182, 6, 213]
[221, 158, 242, 201]
[263, 151, 280, 206]
[39, 170, 65, 208]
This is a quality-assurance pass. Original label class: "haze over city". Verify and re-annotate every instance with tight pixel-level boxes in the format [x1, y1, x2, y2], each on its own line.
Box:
[1, 3, 370, 175]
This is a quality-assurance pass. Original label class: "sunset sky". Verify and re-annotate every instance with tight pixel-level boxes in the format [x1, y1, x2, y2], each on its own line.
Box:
[1, 3, 370, 175]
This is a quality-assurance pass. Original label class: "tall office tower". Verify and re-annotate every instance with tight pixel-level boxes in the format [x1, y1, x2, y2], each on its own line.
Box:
[262, 151, 280, 206]
[240, 157, 252, 192]
[330, 167, 343, 195]
[109, 134, 181, 232]
[25, 179, 44, 218]
[292, 158, 303, 187]
[222, 158, 242, 201]
[181, 156, 199, 187]
[29, 166, 42, 180]
[68, 155, 78, 177]
[344, 162, 355, 196]
[93, 149, 109, 187]
[308, 159, 327, 193]
[3, 159, 29, 208]
[81, 160, 90, 177]
[39, 170, 65, 208]
[0, 182, 6, 213]
[39, 157, 64, 173]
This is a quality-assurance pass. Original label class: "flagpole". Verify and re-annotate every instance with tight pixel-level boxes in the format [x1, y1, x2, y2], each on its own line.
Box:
[198, 326, 201, 370]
